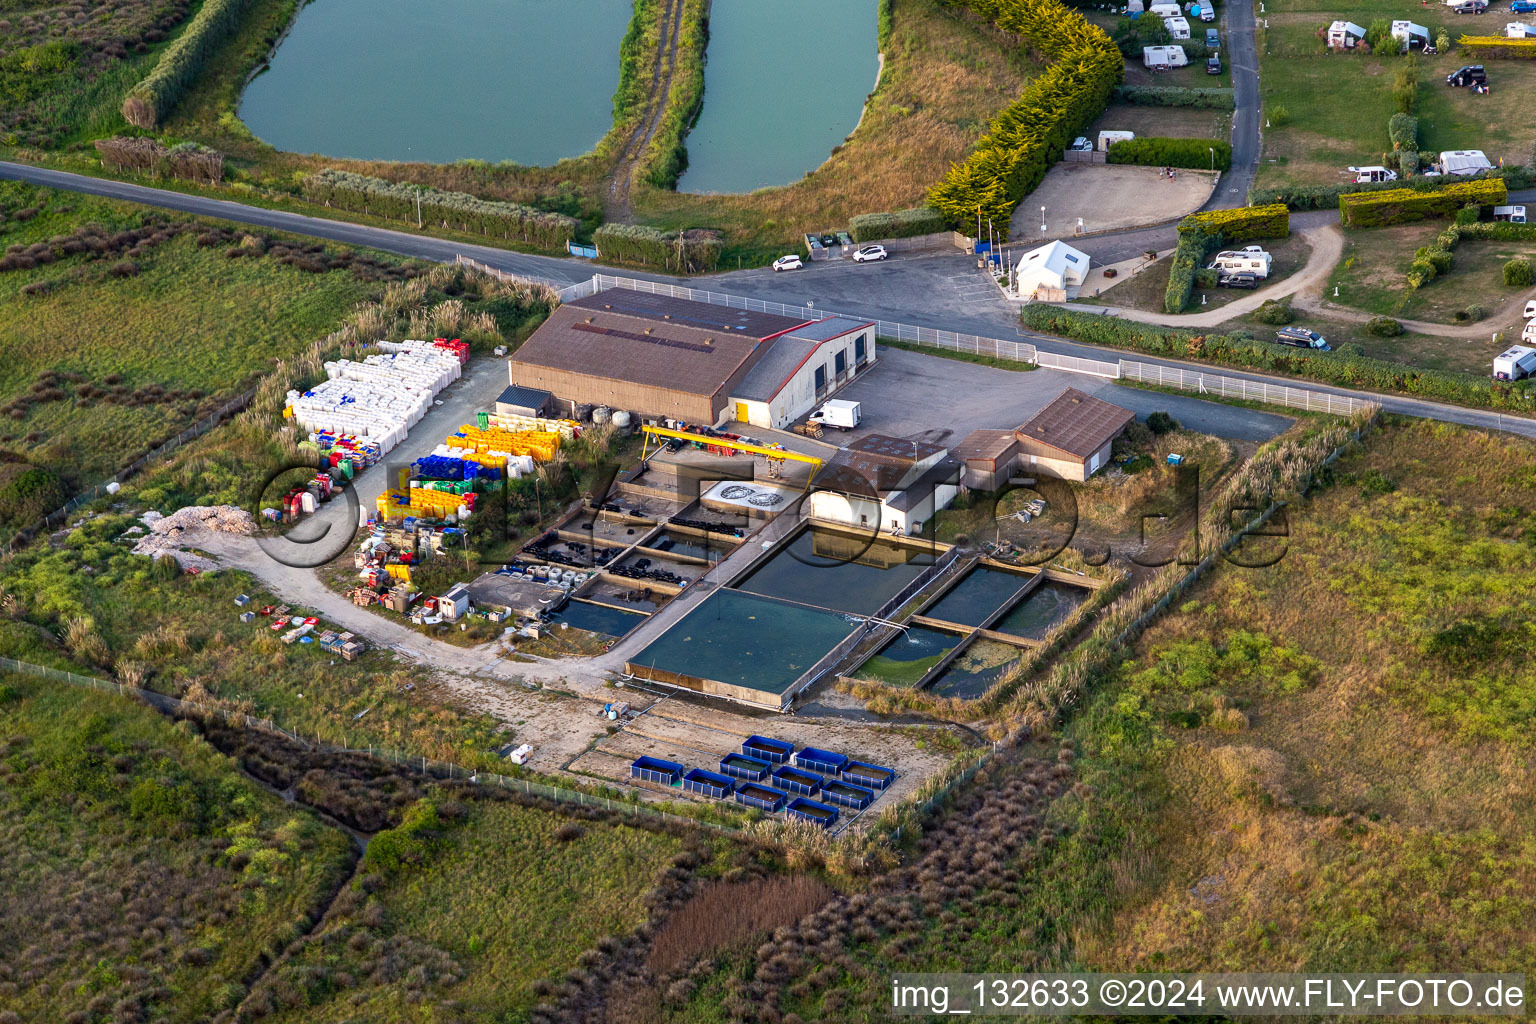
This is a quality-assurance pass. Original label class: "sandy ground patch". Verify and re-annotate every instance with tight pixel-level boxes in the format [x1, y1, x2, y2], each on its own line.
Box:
[1008, 164, 1216, 242]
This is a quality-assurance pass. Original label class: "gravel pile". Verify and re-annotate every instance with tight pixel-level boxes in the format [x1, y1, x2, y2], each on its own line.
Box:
[130, 505, 255, 572]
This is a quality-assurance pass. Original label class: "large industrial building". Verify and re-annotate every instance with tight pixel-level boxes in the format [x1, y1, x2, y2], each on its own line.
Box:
[506, 289, 875, 427]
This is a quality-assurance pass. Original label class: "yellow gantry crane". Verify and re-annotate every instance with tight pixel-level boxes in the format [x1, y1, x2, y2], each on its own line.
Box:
[639, 424, 823, 484]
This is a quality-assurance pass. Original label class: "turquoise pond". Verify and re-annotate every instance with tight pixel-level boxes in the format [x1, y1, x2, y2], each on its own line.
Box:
[733, 528, 937, 615]
[629, 589, 857, 694]
[240, 0, 631, 164]
[678, 0, 879, 193]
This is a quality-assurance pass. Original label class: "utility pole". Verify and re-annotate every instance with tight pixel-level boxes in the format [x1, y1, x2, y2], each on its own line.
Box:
[415, 191, 422, 229]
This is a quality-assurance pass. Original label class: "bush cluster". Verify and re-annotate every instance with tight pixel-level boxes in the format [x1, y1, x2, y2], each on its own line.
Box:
[1367, 315, 1404, 337]
[1252, 299, 1294, 325]
[302, 170, 576, 251]
[1021, 305, 1536, 410]
[849, 207, 949, 242]
[121, 0, 255, 128]
[1388, 113, 1418, 152]
[95, 137, 223, 184]
[1107, 137, 1231, 170]
[1339, 178, 1509, 227]
[1504, 257, 1534, 287]
[927, 0, 1123, 232]
[1111, 85, 1235, 108]
[592, 223, 721, 272]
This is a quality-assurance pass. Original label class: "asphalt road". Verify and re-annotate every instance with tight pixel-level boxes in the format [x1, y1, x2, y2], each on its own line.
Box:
[4, 160, 1536, 441]
[1203, 0, 1261, 213]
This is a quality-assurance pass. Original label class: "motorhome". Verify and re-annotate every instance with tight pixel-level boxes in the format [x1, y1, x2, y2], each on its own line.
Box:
[1207, 246, 1272, 279]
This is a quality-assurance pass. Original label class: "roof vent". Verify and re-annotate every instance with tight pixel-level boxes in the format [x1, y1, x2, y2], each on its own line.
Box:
[603, 303, 612, 309]
[585, 316, 594, 323]
[644, 328, 653, 334]
[704, 337, 714, 346]
[663, 314, 671, 319]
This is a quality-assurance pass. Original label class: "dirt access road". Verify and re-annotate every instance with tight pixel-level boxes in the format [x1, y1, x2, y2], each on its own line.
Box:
[604, 0, 688, 222]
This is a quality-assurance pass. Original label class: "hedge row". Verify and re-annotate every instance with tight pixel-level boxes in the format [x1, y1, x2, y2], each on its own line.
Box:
[1107, 137, 1231, 170]
[1164, 224, 1219, 314]
[1458, 35, 1536, 58]
[1338, 178, 1507, 228]
[301, 170, 575, 251]
[1252, 167, 1529, 211]
[927, 0, 1123, 234]
[592, 223, 721, 272]
[848, 207, 950, 242]
[1404, 218, 1536, 288]
[1020, 305, 1536, 411]
[1180, 204, 1291, 243]
[121, 0, 257, 128]
[1164, 205, 1290, 313]
[1458, 220, 1536, 242]
[1111, 85, 1235, 108]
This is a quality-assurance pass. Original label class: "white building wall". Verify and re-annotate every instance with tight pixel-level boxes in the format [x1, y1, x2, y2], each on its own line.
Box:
[731, 328, 877, 429]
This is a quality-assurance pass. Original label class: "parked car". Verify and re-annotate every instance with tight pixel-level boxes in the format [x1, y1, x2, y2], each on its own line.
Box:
[852, 244, 889, 263]
[1275, 326, 1331, 351]
[772, 255, 803, 272]
[1513, 0, 1536, 12]
[1446, 64, 1487, 86]
[1206, 54, 1222, 73]
[1205, 27, 1220, 46]
[1218, 272, 1259, 289]
[1069, 136, 1093, 152]
[1451, 0, 1486, 13]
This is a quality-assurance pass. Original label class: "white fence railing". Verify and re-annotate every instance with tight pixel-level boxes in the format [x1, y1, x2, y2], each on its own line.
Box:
[1038, 352, 1121, 378]
[1118, 360, 1375, 415]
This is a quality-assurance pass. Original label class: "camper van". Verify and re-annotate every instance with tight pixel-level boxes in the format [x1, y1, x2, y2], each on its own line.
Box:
[1143, 45, 1189, 68]
[1349, 166, 1398, 184]
[1097, 130, 1135, 152]
[1494, 205, 1528, 223]
[1207, 246, 1273, 279]
[1163, 15, 1192, 38]
[1493, 345, 1536, 381]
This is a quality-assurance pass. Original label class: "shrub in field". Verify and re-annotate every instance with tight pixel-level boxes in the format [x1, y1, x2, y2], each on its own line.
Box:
[1456, 204, 1482, 226]
[1112, 85, 1235, 107]
[1504, 257, 1534, 287]
[849, 207, 949, 242]
[1107, 137, 1231, 170]
[121, 0, 256, 128]
[1021, 304, 1536, 409]
[1196, 267, 1219, 288]
[1388, 113, 1418, 152]
[1458, 304, 1486, 322]
[1339, 178, 1507, 228]
[1407, 258, 1437, 288]
[1366, 315, 1403, 337]
[926, 0, 1123, 233]
[592, 223, 721, 272]
[96, 138, 224, 184]
[1252, 299, 1294, 325]
[302, 170, 575, 251]
[1268, 104, 1291, 126]
[1146, 411, 1179, 434]
[1392, 60, 1419, 114]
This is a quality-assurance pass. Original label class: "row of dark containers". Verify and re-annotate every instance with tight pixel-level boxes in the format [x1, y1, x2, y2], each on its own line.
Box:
[630, 735, 896, 830]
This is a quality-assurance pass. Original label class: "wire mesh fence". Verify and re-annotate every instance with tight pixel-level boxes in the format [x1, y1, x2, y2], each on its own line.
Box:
[1118, 360, 1375, 415]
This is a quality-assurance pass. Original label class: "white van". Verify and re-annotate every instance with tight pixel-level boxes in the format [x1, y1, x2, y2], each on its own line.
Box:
[1207, 246, 1273, 278]
[1524, 299, 1536, 318]
[1348, 165, 1397, 184]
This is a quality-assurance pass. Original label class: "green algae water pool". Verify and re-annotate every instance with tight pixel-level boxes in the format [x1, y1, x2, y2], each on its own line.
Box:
[733, 527, 936, 616]
[240, 0, 631, 164]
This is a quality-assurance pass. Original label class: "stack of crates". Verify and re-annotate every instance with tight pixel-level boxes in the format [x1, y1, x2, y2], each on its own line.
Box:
[449, 424, 560, 462]
[432, 338, 470, 365]
[376, 489, 474, 522]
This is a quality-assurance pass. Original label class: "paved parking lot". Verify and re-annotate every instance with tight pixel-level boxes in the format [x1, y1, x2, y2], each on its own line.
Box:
[832, 347, 1293, 445]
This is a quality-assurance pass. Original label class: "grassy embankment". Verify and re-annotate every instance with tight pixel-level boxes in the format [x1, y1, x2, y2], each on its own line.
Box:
[247, 798, 685, 1022]
[0, 181, 390, 533]
[1255, 0, 1536, 189]
[0, 673, 354, 1022]
[1037, 417, 1536, 974]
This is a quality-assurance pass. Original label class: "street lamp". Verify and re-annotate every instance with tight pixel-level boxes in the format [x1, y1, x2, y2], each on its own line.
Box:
[1208, 146, 1215, 173]
[1040, 205, 1047, 234]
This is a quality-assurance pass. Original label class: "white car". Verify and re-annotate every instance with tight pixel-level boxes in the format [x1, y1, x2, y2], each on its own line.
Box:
[1069, 136, 1093, 152]
[852, 244, 888, 263]
[772, 254, 802, 272]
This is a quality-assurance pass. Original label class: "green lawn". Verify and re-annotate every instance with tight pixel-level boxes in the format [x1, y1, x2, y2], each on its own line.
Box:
[1256, 14, 1536, 189]
[1088, 232, 1314, 312]
[0, 182, 384, 503]
[0, 674, 354, 1022]
[254, 798, 683, 1022]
